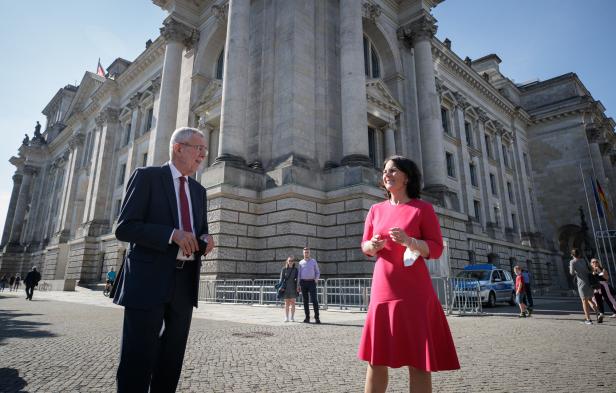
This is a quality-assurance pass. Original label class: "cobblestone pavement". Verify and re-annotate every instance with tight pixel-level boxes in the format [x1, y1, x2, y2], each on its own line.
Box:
[1, 289, 615, 392]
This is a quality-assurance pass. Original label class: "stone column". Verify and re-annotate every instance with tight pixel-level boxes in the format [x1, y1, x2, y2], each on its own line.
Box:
[1, 173, 23, 246]
[398, 11, 446, 189]
[8, 166, 36, 244]
[215, 0, 250, 166]
[383, 124, 396, 158]
[147, 17, 196, 165]
[339, 0, 371, 167]
[476, 109, 492, 227]
[198, 116, 213, 168]
[493, 124, 511, 232]
[57, 134, 85, 240]
[453, 96, 472, 216]
[125, 93, 142, 176]
[82, 108, 120, 236]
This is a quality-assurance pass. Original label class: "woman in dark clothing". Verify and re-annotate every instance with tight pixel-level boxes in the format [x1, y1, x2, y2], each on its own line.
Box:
[591, 258, 616, 317]
[279, 257, 299, 322]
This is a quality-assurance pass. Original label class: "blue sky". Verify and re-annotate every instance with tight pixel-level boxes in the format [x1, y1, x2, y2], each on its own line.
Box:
[0, 1, 614, 232]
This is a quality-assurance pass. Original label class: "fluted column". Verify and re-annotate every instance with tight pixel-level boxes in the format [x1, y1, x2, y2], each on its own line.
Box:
[215, 0, 250, 166]
[398, 11, 446, 189]
[1, 173, 23, 246]
[476, 110, 492, 227]
[147, 17, 196, 165]
[339, 0, 371, 166]
[57, 134, 85, 240]
[383, 124, 396, 159]
[82, 108, 120, 236]
[9, 166, 36, 244]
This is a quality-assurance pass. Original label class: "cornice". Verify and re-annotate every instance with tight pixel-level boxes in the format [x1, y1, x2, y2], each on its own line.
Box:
[115, 37, 165, 90]
[432, 40, 528, 122]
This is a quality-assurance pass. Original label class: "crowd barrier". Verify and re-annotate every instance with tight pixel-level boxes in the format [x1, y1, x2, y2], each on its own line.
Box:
[198, 276, 482, 315]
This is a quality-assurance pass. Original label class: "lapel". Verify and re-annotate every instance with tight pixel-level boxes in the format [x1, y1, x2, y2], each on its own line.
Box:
[188, 176, 202, 234]
[161, 164, 180, 229]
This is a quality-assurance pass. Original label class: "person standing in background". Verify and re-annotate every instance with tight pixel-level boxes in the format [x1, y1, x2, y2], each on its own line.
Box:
[298, 247, 321, 324]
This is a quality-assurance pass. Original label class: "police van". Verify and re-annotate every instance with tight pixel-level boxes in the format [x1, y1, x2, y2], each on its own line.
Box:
[456, 264, 515, 307]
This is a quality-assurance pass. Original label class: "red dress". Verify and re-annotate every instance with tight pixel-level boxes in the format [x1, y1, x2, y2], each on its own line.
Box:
[358, 199, 460, 371]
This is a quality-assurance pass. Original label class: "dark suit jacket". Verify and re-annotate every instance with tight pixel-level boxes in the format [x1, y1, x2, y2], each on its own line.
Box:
[113, 163, 208, 309]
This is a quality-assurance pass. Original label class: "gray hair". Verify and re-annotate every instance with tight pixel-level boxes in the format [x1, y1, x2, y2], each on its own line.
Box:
[169, 127, 205, 159]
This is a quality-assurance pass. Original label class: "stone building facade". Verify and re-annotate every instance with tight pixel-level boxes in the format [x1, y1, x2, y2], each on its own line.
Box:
[1, 0, 614, 291]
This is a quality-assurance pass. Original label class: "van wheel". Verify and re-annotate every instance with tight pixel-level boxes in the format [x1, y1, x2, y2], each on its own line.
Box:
[508, 292, 516, 306]
[487, 291, 496, 308]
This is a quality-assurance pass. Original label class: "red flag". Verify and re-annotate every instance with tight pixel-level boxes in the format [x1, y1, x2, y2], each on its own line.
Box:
[97, 59, 106, 77]
[596, 180, 612, 219]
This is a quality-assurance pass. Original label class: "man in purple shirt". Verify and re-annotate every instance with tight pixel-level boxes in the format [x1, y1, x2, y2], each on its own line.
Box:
[298, 247, 321, 324]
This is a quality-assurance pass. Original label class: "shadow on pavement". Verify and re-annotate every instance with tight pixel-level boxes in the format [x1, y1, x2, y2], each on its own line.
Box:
[0, 309, 56, 345]
[0, 368, 28, 393]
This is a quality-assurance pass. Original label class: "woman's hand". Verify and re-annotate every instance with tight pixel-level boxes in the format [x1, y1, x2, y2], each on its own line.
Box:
[389, 227, 411, 247]
[362, 234, 385, 256]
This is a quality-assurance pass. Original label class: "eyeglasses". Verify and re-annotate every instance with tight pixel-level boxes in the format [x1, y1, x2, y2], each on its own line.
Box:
[180, 143, 208, 154]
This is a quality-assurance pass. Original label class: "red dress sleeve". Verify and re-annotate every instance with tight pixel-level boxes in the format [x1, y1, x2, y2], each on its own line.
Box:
[361, 205, 375, 252]
[420, 203, 443, 260]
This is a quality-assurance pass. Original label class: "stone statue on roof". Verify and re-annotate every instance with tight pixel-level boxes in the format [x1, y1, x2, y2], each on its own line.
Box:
[22, 134, 30, 145]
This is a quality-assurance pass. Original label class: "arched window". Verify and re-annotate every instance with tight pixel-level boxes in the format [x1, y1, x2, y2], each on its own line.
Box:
[363, 35, 380, 79]
[215, 49, 225, 80]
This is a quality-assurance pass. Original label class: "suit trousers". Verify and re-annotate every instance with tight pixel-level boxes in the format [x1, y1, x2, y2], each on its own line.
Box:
[116, 265, 195, 393]
[300, 280, 319, 320]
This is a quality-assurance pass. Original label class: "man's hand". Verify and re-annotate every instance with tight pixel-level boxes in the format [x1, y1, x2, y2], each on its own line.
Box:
[201, 234, 215, 255]
[172, 230, 199, 257]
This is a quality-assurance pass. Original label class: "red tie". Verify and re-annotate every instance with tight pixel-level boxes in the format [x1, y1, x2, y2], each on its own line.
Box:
[178, 176, 192, 233]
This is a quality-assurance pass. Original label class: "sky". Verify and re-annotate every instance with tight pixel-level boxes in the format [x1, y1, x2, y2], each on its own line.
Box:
[0, 1, 614, 233]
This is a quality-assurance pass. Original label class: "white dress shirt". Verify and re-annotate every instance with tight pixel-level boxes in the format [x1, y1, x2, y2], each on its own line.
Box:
[169, 161, 195, 261]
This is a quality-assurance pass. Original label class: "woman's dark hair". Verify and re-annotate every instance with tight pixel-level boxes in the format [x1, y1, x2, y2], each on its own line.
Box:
[571, 248, 582, 258]
[382, 155, 422, 199]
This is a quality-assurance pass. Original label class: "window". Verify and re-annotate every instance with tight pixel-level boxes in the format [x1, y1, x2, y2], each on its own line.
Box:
[490, 173, 497, 195]
[216, 49, 225, 80]
[464, 121, 473, 147]
[441, 107, 451, 135]
[142, 153, 148, 167]
[118, 163, 126, 187]
[502, 145, 509, 167]
[473, 200, 481, 222]
[446, 152, 456, 178]
[511, 213, 517, 231]
[145, 108, 154, 132]
[507, 182, 514, 203]
[368, 127, 377, 167]
[124, 123, 132, 146]
[469, 163, 478, 187]
[493, 206, 500, 226]
[523, 153, 531, 176]
[484, 134, 492, 158]
[363, 36, 380, 78]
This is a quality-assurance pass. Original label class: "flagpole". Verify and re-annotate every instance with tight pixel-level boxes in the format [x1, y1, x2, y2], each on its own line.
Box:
[583, 126, 616, 283]
[579, 164, 602, 261]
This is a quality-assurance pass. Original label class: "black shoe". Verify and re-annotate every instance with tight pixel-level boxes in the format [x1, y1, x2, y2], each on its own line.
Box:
[303, 318, 310, 323]
[315, 318, 321, 324]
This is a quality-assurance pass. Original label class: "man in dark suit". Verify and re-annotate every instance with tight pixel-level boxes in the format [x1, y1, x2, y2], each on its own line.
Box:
[113, 127, 214, 393]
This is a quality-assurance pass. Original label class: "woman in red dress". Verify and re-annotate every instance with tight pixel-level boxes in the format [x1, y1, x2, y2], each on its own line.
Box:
[359, 156, 459, 393]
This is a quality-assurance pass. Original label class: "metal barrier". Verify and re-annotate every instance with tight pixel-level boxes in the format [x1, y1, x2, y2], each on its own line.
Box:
[197, 277, 482, 315]
[447, 277, 482, 315]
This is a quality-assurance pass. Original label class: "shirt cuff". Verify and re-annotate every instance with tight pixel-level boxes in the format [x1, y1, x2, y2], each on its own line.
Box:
[169, 229, 175, 245]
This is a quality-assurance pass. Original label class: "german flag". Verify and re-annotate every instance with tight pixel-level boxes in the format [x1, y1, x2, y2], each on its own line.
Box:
[596, 179, 612, 219]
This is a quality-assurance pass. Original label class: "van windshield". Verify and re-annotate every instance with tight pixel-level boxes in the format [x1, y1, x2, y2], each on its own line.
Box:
[457, 270, 491, 281]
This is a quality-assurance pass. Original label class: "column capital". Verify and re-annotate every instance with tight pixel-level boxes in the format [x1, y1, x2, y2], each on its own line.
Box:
[23, 165, 38, 176]
[397, 11, 437, 48]
[150, 75, 162, 95]
[434, 76, 445, 96]
[586, 124, 605, 144]
[160, 17, 199, 49]
[128, 92, 142, 110]
[212, 1, 229, 24]
[453, 92, 471, 110]
[95, 107, 120, 127]
[476, 108, 490, 123]
[68, 133, 85, 150]
[362, 2, 382, 23]
[197, 116, 214, 132]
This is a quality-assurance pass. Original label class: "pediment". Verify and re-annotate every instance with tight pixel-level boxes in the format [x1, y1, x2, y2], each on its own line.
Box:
[65, 72, 105, 120]
[366, 79, 402, 114]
